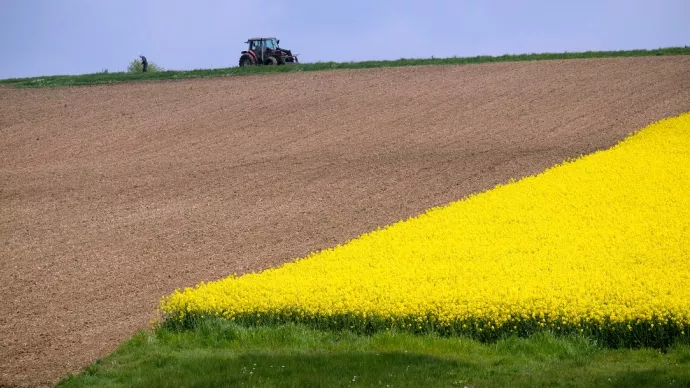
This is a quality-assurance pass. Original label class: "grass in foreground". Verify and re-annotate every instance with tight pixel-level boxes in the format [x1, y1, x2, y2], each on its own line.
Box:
[58, 319, 690, 388]
[1, 46, 689, 88]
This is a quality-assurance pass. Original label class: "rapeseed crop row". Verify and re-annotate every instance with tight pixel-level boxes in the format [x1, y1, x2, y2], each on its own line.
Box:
[160, 112, 690, 347]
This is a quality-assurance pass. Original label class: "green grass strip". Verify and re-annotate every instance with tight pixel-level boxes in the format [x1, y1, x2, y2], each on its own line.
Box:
[2, 46, 689, 88]
[57, 319, 690, 388]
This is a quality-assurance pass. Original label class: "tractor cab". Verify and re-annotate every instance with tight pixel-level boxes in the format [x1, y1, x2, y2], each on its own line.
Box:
[239, 37, 298, 67]
[248, 38, 277, 54]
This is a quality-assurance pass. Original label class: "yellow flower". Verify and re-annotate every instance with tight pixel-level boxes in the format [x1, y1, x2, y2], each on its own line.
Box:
[159, 112, 690, 342]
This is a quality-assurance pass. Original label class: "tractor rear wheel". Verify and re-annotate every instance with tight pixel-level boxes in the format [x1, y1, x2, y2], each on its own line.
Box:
[239, 55, 254, 67]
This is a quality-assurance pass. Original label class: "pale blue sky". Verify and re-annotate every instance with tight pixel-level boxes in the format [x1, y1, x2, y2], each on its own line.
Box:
[1, 0, 688, 79]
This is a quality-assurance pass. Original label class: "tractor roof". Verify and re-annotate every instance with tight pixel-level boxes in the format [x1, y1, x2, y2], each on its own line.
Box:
[247, 37, 277, 41]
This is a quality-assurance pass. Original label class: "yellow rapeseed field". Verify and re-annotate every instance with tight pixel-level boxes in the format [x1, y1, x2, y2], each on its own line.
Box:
[160, 112, 690, 346]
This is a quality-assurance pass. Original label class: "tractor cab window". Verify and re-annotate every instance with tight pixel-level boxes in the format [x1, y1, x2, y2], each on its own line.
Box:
[263, 39, 276, 49]
[250, 41, 261, 51]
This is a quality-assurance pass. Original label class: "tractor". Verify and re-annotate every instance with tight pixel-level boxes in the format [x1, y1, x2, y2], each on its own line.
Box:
[239, 37, 299, 67]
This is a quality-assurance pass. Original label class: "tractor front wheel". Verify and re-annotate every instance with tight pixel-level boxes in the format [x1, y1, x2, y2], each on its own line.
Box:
[239, 55, 254, 67]
[265, 56, 278, 66]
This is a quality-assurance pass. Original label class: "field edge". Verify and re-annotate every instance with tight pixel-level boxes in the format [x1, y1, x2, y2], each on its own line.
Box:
[1, 46, 689, 88]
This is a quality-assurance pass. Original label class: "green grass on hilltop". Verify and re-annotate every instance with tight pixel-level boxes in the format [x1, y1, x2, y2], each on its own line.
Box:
[57, 319, 690, 388]
[2, 46, 689, 89]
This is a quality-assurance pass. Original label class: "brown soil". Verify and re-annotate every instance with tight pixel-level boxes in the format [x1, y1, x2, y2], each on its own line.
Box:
[1, 56, 689, 387]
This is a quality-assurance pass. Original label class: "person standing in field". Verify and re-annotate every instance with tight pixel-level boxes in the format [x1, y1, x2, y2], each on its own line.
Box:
[140, 55, 148, 72]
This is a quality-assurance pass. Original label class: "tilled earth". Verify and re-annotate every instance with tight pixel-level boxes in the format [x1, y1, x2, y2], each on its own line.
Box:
[1, 56, 689, 387]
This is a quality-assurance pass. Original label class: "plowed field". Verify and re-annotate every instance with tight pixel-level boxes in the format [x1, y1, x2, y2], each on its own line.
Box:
[1, 56, 689, 387]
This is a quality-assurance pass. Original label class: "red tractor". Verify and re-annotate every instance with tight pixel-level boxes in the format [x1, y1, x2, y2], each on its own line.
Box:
[239, 37, 299, 67]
